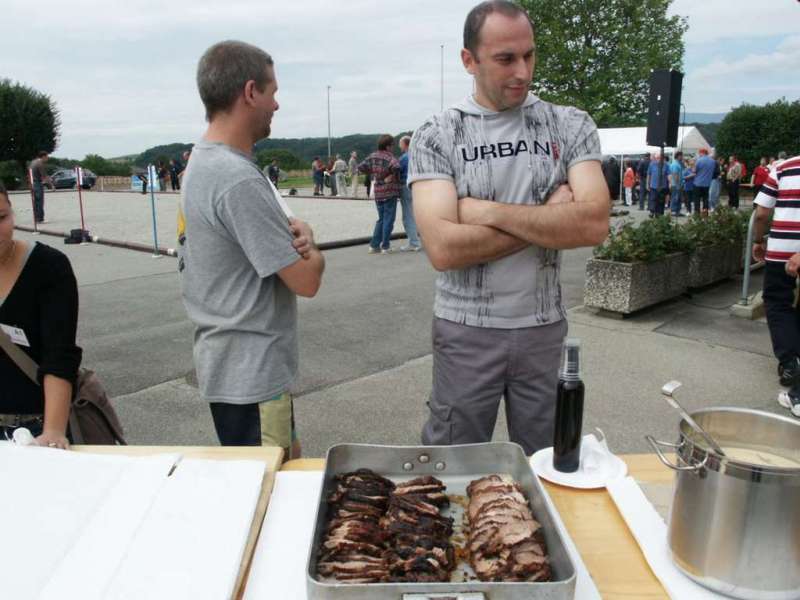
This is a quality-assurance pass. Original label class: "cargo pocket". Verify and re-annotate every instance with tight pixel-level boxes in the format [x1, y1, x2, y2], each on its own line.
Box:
[423, 399, 453, 445]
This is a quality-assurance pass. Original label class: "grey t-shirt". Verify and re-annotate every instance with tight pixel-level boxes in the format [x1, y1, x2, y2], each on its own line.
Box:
[408, 93, 602, 329]
[179, 140, 300, 404]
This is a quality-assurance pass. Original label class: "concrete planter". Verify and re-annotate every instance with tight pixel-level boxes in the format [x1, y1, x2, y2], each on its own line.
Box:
[687, 242, 744, 288]
[584, 253, 689, 314]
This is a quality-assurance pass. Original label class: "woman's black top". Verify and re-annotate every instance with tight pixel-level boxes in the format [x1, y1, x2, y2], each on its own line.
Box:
[0, 242, 82, 414]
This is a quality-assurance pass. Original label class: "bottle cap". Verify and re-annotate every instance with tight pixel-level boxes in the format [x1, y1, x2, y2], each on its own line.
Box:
[560, 338, 581, 381]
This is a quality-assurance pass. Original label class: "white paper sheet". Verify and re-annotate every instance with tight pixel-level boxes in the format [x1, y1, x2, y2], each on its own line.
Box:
[102, 458, 265, 600]
[0, 445, 142, 600]
[606, 476, 730, 600]
[38, 454, 180, 600]
[244, 471, 601, 600]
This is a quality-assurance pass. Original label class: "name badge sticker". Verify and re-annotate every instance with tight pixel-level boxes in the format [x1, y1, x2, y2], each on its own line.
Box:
[0, 324, 30, 347]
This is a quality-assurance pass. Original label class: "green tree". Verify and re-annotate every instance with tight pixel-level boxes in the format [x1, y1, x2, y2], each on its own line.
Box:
[254, 148, 305, 170]
[716, 99, 800, 172]
[517, 0, 687, 127]
[0, 79, 61, 174]
[80, 154, 132, 176]
[136, 143, 193, 167]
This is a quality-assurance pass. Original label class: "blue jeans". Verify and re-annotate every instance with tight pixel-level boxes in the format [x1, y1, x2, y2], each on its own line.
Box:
[371, 198, 397, 250]
[400, 186, 420, 247]
[649, 188, 667, 215]
[33, 183, 45, 222]
[709, 179, 721, 210]
[670, 187, 682, 215]
[639, 180, 647, 210]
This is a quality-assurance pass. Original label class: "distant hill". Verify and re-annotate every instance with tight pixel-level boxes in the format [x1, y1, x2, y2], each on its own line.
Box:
[684, 112, 727, 124]
[127, 134, 412, 169]
[254, 133, 412, 164]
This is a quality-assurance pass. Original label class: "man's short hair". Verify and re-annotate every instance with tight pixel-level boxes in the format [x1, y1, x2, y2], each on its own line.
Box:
[378, 134, 395, 151]
[463, 1, 534, 57]
[36, 151, 48, 158]
[399, 135, 412, 147]
[674, 151, 683, 159]
[196, 40, 274, 121]
[698, 148, 708, 155]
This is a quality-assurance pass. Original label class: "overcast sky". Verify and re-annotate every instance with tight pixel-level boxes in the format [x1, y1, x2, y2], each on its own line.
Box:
[3, 0, 799, 158]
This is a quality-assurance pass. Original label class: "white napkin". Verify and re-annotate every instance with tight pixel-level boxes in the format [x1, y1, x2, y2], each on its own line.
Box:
[244, 471, 601, 600]
[243, 471, 322, 600]
[606, 476, 730, 600]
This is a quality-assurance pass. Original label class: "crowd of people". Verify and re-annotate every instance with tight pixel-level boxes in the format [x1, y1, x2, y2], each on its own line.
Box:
[619, 151, 788, 217]
[2, 0, 797, 460]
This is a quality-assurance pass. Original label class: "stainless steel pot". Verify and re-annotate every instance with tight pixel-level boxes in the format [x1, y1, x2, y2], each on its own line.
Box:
[648, 407, 800, 600]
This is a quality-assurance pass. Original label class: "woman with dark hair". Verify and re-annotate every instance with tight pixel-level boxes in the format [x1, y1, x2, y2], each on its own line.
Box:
[358, 135, 401, 254]
[0, 184, 81, 449]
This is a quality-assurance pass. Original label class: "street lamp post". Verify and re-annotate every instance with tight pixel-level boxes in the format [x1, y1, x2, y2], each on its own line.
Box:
[440, 45, 444, 111]
[680, 102, 686, 154]
[327, 85, 332, 159]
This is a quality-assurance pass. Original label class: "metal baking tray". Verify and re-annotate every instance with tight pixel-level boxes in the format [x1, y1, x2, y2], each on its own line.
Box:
[306, 442, 577, 600]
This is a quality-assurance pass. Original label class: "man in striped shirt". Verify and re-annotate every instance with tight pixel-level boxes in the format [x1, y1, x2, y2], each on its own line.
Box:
[753, 154, 800, 417]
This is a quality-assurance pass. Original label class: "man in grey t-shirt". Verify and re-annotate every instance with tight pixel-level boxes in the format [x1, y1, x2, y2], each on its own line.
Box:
[409, 1, 609, 455]
[180, 41, 325, 456]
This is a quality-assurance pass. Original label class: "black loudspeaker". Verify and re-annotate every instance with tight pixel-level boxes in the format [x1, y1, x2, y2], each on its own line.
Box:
[646, 69, 683, 147]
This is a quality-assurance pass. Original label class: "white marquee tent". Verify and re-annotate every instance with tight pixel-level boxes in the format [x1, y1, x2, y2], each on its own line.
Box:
[598, 126, 712, 157]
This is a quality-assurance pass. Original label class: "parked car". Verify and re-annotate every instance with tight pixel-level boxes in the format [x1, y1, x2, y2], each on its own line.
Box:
[51, 169, 77, 189]
[49, 168, 97, 190]
[80, 168, 97, 189]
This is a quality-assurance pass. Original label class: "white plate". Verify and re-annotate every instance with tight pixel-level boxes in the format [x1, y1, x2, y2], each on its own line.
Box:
[531, 443, 628, 489]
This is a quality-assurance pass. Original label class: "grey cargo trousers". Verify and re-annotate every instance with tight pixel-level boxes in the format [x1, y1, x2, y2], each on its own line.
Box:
[421, 317, 567, 456]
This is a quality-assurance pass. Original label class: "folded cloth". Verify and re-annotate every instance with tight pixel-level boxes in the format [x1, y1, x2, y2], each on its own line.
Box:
[606, 476, 731, 600]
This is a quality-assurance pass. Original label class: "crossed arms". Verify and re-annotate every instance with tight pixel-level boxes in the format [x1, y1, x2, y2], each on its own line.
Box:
[412, 160, 610, 272]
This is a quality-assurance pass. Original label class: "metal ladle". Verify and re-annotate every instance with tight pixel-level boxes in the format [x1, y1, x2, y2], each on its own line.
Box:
[661, 381, 726, 457]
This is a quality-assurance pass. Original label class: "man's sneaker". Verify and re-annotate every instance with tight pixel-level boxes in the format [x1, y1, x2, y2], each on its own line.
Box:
[779, 357, 800, 387]
[399, 245, 422, 252]
[380, 247, 393, 255]
[368, 247, 379, 254]
[777, 390, 800, 417]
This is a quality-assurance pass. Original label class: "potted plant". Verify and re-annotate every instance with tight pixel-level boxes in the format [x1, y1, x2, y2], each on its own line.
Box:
[584, 216, 695, 314]
[684, 207, 747, 288]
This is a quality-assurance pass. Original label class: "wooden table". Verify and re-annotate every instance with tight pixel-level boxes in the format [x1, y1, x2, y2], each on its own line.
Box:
[282, 452, 672, 600]
[73, 445, 284, 600]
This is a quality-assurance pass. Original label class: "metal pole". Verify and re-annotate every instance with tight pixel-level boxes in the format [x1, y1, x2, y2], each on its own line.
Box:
[148, 164, 161, 258]
[75, 167, 87, 243]
[440, 44, 444, 111]
[326, 85, 332, 159]
[680, 103, 686, 154]
[658, 144, 665, 215]
[739, 210, 757, 305]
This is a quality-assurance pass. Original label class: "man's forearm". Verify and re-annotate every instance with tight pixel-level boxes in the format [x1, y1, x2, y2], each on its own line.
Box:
[468, 198, 608, 249]
[426, 220, 527, 271]
[754, 207, 771, 241]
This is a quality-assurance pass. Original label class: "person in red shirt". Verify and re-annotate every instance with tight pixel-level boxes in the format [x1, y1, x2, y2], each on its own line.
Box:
[752, 157, 770, 196]
[622, 161, 635, 206]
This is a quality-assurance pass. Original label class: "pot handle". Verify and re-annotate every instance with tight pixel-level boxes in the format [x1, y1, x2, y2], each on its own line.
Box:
[646, 435, 708, 472]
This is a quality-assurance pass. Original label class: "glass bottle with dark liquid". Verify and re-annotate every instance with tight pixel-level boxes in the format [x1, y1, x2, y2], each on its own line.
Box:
[553, 338, 584, 473]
